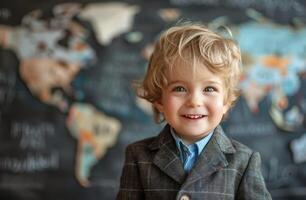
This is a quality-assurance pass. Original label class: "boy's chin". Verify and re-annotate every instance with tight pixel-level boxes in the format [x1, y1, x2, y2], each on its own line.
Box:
[175, 128, 212, 140]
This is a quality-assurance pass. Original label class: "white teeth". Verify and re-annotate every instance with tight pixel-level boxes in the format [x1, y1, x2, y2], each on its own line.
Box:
[184, 114, 204, 119]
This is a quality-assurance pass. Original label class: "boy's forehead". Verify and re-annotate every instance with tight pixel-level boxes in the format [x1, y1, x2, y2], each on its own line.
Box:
[167, 61, 223, 84]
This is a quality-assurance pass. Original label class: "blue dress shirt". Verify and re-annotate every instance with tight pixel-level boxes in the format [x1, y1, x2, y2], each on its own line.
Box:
[171, 128, 214, 172]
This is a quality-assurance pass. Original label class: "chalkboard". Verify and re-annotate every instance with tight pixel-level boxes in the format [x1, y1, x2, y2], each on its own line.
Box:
[0, 0, 306, 199]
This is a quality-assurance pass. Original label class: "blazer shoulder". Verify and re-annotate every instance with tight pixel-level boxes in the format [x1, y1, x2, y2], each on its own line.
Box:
[214, 126, 253, 156]
[231, 139, 253, 154]
[228, 139, 257, 163]
[126, 136, 157, 151]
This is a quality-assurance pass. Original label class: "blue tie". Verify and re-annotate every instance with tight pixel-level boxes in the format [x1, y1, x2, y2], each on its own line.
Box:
[180, 142, 197, 172]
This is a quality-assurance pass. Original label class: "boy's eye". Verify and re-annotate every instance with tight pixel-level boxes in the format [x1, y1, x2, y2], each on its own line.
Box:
[204, 87, 216, 92]
[172, 86, 186, 92]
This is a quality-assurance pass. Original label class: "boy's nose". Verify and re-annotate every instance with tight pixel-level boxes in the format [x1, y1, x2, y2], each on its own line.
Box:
[186, 92, 203, 107]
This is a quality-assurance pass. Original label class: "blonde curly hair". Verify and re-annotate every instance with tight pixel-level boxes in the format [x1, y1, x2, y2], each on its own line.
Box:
[137, 22, 242, 123]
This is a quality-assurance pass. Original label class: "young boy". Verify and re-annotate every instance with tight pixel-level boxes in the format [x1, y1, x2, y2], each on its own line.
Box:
[117, 23, 272, 200]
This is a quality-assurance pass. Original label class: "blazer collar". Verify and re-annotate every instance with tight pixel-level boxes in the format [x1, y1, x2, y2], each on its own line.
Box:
[183, 125, 236, 185]
[149, 124, 186, 184]
[148, 125, 236, 185]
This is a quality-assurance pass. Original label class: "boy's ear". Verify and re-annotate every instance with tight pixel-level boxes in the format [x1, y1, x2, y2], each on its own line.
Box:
[222, 102, 230, 115]
[154, 100, 164, 113]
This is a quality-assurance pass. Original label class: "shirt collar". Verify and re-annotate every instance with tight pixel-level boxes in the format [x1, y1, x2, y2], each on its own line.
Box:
[170, 127, 214, 156]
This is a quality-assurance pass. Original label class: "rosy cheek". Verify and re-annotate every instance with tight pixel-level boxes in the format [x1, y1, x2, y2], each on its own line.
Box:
[209, 100, 224, 110]
[166, 99, 177, 108]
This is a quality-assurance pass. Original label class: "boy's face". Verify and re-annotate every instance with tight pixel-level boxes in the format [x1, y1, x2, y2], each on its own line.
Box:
[155, 63, 229, 144]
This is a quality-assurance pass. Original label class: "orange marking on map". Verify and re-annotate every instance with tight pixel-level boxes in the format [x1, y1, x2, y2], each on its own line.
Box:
[261, 55, 289, 75]
[80, 131, 93, 142]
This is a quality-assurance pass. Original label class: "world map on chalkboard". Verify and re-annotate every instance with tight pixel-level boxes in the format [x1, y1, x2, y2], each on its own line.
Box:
[0, 2, 141, 186]
[0, 1, 306, 199]
[237, 21, 306, 132]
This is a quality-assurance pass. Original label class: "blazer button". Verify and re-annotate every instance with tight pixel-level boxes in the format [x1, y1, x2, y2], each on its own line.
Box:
[180, 194, 190, 200]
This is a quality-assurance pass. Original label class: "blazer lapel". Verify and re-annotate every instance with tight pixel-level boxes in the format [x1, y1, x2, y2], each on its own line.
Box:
[149, 125, 186, 184]
[184, 126, 236, 185]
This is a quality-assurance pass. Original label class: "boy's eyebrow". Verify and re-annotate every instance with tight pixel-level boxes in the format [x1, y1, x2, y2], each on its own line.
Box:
[203, 80, 223, 85]
[166, 80, 189, 86]
[167, 80, 184, 85]
[167, 79, 223, 85]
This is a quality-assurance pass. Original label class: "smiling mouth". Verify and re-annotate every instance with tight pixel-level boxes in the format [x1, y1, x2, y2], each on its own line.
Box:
[182, 114, 206, 119]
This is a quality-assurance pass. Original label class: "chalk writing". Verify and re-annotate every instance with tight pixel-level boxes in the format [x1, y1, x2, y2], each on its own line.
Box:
[0, 71, 15, 107]
[0, 152, 59, 172]
[227, 122, 277, 136]
[11, 122, 55, 150]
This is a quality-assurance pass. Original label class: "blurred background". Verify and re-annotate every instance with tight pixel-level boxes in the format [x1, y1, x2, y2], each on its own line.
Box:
[0, 0, 306, 199]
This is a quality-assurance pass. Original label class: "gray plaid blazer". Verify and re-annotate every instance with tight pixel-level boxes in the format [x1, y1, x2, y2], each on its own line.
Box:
[117, 125, 272, 200]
